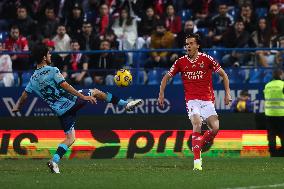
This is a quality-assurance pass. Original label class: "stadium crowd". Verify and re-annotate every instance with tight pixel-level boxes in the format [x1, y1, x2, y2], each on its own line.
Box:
[0, 0, 284, 87]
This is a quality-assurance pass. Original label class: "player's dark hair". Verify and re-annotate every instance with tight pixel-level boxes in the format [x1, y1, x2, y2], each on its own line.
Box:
[32, 43, 49, 64]
[70, 39, 79, 44]
[272, 69, 283, 80]
[185, 33, 201, 46]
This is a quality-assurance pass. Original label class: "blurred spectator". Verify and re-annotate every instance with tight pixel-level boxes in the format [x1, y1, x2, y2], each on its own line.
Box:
[238, 3, 257, 34]
[0, 42, 14, 87]
[175, 20, 208, 50]
[83, 0, 100, 22]
[57, 0, 83, 23]
[66, 3, 84, 38]
[103, 29, 120, 49]
[270, 0, 284, 13]
[136, 6, 159, 49]
[4, 25, 30, 71]
[126, 0, 147, 19]
[13, 5, 37, 37]
[52, 24, 71, 59]
[75, 21, 99, 50]
[112, 7, 138, 65]
[267, 4, 284, 37]
[263, 69, 284, 157]
[43, 39, 64, 70]
[250, 18, 276, 67]
[94, 4, 111, 37]
[231, 90, 253, 113]
[208, 3, 233, 46]
[145, 21, 175, 68]
[37, 5, 59, 39]
[275, 36, 284, 67]
[153, 0, 166, 18]
[112, 7, 138, 50]
[191, 0, 217, 28]
[89, 39, 125, 85]
[221, 19, 250, 67]
[63, 39, 92, 86]
[163, 4, 182, 35]
[0, 0, 21, 22]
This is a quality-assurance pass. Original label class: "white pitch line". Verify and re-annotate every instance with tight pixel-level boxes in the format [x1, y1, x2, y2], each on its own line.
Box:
[222, 183, 284, 189]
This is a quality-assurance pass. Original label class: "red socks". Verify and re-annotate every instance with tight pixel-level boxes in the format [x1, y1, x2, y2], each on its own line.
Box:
[201, 130, 217, 148]
[192, 132, 201, 160]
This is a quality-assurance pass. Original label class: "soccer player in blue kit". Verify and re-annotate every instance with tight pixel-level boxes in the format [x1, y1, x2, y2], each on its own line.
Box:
[12, 43, 142, 173]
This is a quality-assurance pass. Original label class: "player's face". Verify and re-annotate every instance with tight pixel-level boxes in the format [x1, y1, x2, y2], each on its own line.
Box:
[11, 29, 20, 39]
[45, 51, 52, 64]
[71, 42, 80, 51]
[185, 38, 199, 57]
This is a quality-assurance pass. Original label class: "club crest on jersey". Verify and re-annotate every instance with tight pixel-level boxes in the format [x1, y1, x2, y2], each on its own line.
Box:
[198, 61, 204, 68]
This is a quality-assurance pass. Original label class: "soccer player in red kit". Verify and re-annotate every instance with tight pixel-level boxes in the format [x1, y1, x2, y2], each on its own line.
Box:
[158, 33, 232, 170]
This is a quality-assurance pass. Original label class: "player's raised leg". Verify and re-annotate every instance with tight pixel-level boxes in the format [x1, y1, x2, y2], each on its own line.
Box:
[201, 115, 219, 148]
[91, 88, 142, 111]
[191, 114, 203, 171]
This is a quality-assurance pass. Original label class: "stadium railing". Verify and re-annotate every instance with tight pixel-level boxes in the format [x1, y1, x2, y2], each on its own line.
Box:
[0, 47, 283, 87]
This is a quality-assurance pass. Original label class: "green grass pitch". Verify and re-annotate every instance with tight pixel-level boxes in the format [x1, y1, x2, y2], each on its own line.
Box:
[0, 158, 284, 189]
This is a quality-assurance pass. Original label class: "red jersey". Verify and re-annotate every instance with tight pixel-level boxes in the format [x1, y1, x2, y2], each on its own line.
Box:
[168, 52, 221, 102]
[4, 36, 29, 58]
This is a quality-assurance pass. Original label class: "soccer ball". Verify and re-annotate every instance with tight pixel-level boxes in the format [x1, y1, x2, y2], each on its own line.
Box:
[114, 69, 132, 87]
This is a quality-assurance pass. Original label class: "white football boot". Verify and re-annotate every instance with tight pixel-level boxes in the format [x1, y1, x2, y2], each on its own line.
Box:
[47, 160, 60, 174]
[125, 99, 142, 111]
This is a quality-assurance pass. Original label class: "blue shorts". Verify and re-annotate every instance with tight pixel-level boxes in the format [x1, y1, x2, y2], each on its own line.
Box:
[58, 89, 92, 133]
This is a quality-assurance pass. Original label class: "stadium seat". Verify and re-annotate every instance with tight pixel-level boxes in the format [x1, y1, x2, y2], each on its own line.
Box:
[224, 68, 247, 84]
[172, 73, 182, 85]
[178, 9, 193, 23]
[21, 72, 32, 87]
[132, 69, 147, 85]
[13, 72, 19, 87]
[228, 7, 239, 21]
[147, 68, 166, 85]
[147, 69, 159, 85]
[212, 73, 221, 84]
[198, 27, 208, 36]
[248, 68, 263, 83]
[207, 50, 223, 63]
[255, 8, 268, 19]
[0, 31, 8, 42]
[132, 50, 148, 68]
[263, 69, 273, 83]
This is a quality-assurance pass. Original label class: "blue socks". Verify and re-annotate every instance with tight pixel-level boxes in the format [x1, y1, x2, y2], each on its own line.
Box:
[106, 92, 128, 106]
[52, 143, 68, 164]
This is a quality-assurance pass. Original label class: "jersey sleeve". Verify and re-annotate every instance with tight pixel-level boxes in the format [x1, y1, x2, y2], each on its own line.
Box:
[209, 55, 221, 72]
[24, 82, 33, 93]
[168, 59, 180, 77]
[53, 67, 65, 84]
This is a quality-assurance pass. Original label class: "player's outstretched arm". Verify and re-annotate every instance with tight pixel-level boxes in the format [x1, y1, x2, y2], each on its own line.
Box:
[60, 81, 97, 104]
[12, 91, 29, 112]
[158, 73, 172, 108]
[217, 68, 232, 105]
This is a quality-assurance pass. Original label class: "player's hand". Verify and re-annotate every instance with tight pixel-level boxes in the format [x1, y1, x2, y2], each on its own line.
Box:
[224, 93, 232, 105]
[82, 96, 97, 104]
[12, 107, 20, 113]
[158, 92, 165, 108]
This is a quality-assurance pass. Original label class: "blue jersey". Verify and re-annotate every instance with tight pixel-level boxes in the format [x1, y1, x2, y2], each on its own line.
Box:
[25, 66, 77, 116]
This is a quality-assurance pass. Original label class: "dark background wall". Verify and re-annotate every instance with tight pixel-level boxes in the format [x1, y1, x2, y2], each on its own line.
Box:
[0, 113, 266, 130]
